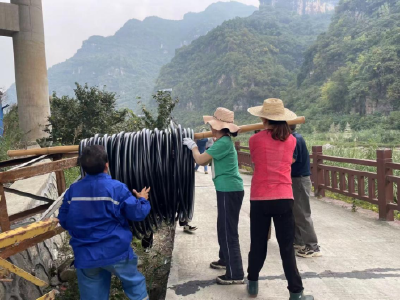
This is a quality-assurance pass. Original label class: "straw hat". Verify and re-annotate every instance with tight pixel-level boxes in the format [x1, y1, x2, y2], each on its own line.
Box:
[203, 107, 240, 133]
[247, 98, 297, 121]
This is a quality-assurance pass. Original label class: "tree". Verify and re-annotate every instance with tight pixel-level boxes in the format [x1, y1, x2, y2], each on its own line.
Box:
[46, 85, 179, 145]
[46, 83, 128, 145]
[138, 91, 179, 130]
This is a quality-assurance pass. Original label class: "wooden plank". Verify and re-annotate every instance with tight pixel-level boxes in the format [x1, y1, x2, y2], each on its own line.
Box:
[0, 157, 78, 184]
[385, 162, 400, 171]
[0, 227, 64, 259]
[387, 202, 398, 210]
[339, 172, 346, 192]
[368, 177, 375, 201]
[53, 155, 67, 196]
[61, 152, 79, 159]
[319, 155, 377, 167]
[319, 164, 377, 178]
[332, 171, 338, 189]
[324, 170, 330, 187]
[0, 258, 48, 287]
[0, 185, 10, 232]
[9, 204, 51, 224]
[0, 218, 59, 249]
[321, 185, 378, 205]
[348, 174, 355, 194]
[386, 175, 400, 184]
[358, 176, 365, 197]
[398, 184, 400, 210]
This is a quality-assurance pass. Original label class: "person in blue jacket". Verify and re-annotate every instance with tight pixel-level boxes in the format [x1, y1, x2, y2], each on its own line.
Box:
[58, 145, 151, 300]
[195, 137, 209, 174]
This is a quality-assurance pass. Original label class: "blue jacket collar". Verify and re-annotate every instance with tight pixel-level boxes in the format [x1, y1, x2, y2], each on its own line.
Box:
[83, 173, 111, 180]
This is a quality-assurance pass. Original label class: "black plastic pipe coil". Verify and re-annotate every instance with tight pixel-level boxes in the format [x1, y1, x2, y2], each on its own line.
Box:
[78, 123, 195, 239]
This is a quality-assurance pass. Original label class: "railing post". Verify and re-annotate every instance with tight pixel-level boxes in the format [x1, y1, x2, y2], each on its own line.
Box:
[53, 154, 67, 196]
[312, 146, 325, 197]
[0, 184, 11, 232]
[377, 149, 394, 221]
[235, 141, 242, 169]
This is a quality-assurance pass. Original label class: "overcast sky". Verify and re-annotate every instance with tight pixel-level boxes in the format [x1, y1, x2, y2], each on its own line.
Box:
[0, 0, 259, 89]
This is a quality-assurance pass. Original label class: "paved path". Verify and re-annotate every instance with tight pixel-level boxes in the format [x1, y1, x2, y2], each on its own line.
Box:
[166, 172, 400, 300]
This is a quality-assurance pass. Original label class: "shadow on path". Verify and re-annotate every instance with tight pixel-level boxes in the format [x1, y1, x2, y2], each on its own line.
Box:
[170, 268, 400, 296]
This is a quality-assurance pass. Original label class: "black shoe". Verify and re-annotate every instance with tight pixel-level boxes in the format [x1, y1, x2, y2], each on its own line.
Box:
[183, 225, 197, 233]
[210, 260, 226, 270]
[296, 246, 322, 258]
[216, 275, 244, 285]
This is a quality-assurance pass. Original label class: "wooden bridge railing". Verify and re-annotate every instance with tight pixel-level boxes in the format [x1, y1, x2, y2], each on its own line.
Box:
[235, 142, 399, 221]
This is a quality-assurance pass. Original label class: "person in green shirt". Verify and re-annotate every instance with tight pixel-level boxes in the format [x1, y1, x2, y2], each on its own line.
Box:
[183, 107, 245, 285]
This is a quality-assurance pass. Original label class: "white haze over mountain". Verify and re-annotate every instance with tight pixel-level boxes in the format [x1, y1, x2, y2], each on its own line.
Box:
[0, 0, 259, 90]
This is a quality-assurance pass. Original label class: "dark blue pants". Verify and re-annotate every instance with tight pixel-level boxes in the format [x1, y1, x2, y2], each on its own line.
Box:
[216, 190, 244, 280]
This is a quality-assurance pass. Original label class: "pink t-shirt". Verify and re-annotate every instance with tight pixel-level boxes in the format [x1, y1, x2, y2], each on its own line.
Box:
[249, 130, 297, 201]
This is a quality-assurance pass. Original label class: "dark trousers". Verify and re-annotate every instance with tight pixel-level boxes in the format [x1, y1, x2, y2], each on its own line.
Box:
[217, 191, 244, 280]
[292, 176, 318, 250]
[247, 199, 303, 293]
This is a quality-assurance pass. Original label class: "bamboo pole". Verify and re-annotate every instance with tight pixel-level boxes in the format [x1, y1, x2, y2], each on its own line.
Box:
[194, 116, 305, 139]
[7, 116, 305, 157]
[7, 146, 79, 158]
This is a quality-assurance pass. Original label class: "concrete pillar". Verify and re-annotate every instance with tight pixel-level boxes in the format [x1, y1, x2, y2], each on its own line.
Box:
[11, 0, 50, 142]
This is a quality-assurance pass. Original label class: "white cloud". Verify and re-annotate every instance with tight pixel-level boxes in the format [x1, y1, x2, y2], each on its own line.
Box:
[0, 0, 259, 88]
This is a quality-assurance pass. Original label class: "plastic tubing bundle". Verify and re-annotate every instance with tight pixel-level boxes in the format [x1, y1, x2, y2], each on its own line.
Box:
[78, 122, 195, 239]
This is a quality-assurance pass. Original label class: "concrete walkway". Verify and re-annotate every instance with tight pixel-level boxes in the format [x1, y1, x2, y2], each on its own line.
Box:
[166, 172, 400, 300]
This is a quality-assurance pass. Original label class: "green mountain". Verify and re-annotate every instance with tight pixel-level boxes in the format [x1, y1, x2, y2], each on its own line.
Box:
[154, 2, 334, 117]
[292, 0, 400, 120]
[6, 2, 257, 110]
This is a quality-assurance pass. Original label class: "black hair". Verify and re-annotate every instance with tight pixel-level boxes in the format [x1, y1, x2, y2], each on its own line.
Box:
[79, 145, 108, 175]
[290, 124, 296, 132]
[221, 128, 238, 137]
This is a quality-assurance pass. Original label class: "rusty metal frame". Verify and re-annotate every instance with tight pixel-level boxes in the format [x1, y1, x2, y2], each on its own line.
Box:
[0, 153, 78, 293]
[0, 219, 65, 289]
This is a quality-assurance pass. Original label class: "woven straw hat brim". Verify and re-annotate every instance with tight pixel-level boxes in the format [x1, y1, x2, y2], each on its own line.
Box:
[203, 116, 240, 133]
[247, 106, 297, 121]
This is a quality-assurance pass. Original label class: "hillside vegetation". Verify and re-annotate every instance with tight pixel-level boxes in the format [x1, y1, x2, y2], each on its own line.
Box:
[287, 0, 400, 132]
[154, 5, 333, 113]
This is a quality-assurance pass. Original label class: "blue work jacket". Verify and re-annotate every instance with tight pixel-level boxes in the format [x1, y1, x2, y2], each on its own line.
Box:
[58, 173, 151, 269]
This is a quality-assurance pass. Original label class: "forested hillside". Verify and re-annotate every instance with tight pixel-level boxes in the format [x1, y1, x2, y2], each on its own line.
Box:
[154, 4, 334, 113]
[290, 0, 400, 124]
[6, 2, 257, 110]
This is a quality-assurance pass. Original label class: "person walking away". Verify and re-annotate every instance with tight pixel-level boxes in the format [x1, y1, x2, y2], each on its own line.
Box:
[58, 145, 151, 300]
[246, 98, 314, 300]
[183, 107, 245, 285]
[290, 125, 321, 258]
[195, 137, 209, 174]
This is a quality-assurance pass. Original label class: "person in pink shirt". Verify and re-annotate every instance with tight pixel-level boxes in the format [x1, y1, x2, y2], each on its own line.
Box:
[246, 99, 313, 300]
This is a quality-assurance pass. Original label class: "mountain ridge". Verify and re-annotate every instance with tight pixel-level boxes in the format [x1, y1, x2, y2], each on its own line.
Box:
[6, 1, 258, 110]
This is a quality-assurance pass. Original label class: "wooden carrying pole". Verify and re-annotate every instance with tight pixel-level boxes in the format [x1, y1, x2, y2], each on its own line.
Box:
[194, 116, 305, 139]
[7, 116, 305, 157]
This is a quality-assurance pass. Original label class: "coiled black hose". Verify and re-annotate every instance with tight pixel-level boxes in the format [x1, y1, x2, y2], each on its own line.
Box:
[78, 122, 195, 239]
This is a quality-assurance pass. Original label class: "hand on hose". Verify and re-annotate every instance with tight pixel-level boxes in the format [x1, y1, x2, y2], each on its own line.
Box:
[183, 138, 198, 151]
[133, 187, 151, 200]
